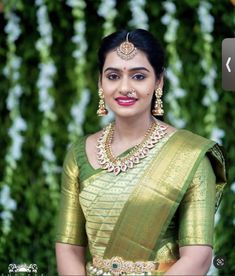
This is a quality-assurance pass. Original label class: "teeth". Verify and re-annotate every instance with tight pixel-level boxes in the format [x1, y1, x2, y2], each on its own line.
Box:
[118, 99, 135, 103]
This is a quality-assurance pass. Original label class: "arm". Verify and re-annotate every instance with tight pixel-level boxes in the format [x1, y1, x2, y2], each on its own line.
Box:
[166, 156, 216, 275]
[165, 245, 212, 275]
[56, 243, 86, 275]
[55, 142, 88, 275]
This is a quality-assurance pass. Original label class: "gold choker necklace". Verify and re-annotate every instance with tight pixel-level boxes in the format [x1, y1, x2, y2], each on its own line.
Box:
[97, 121, 168, 175]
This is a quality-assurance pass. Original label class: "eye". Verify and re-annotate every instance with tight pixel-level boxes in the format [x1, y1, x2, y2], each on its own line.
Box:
[132, 73, 145, 80]
[106, 73, 119, 80]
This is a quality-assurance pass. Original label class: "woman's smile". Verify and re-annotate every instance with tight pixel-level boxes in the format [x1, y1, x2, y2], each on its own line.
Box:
[115, 96, 138, 106]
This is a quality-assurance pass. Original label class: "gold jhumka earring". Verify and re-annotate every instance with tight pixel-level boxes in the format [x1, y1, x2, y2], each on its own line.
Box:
[97, 88, 108, 116]
[152, 87, 164, 116]
[116, 33, 137, 60]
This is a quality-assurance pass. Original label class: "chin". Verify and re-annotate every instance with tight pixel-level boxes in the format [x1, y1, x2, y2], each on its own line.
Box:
[112, 109, 147, 119]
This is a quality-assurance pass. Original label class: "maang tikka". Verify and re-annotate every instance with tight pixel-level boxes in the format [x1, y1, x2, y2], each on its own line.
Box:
[116, 33, 137, 60]
[152, 87, 164, 116]
[97, 88, 108, 116]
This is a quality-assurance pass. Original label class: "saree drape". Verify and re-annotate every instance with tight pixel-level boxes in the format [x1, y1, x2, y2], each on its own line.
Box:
[55, 129, 227, 273]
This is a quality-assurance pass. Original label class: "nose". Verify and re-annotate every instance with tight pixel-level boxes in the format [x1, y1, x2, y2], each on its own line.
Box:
[119, 76, 129, 95]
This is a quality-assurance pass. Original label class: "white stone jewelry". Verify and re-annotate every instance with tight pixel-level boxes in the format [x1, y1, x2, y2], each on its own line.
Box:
[96, 121, 168, 175]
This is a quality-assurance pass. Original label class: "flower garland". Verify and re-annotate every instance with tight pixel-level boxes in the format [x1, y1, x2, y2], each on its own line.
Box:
[197, 0, 223, 140]
[97, 0, 117, 37]
[98, 0, 117, 126]
[66, 0, 90, 142]
[161, 1, 186, 129]
[35, 0, 59, 203]
[0, 185, 17, 235]
[1, 8, 25, 236]
[68, 89, 90, 140]
[128, 0, 149, 30]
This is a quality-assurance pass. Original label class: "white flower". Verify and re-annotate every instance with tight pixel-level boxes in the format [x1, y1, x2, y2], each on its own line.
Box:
[69, 89, 90, 135]
[11, 56, 22, 70]
[166, 69, 179, 87]
[15, 117, 27, 131]
[161, 14, 171, 25]
[230, 182, 235, 193]
[165, 19, 179, 42]
[10, 134, 24, 160]
[167, 112, 186, 128]
[35, 0, 44, 6]
[66, 0, 86, 8]
[6, 91, 17, 110]
[40, 149, 56, 162]
[163, 1, 176, 14]
[210, 128, 225, 144]
[72, 35, 82, 44]
[74, 21, 86, 33]
[4, 12, 21, 42]
[39, 62, 56, 76]
[174, 88, 185, 98]
[198, 2, 214, 33]
[43, 134, 54, 149]
[98, 0, 116, 17]
[0, 185, 17, 211]
[0, 210, 13, 221]
[129, 0, 148, 30]
[0, 185, 10, 205]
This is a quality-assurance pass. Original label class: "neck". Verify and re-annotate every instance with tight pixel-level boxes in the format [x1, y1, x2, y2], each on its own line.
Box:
[113, 114, 154, 144]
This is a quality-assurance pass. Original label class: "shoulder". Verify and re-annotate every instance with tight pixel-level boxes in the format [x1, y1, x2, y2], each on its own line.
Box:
[174, 128, 215, 150]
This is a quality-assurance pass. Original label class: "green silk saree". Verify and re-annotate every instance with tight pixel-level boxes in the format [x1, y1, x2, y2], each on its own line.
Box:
[56, 129, 226, 273]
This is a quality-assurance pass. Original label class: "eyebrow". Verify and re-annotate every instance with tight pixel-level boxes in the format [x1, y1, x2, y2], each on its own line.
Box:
[104, 67, 150, 73]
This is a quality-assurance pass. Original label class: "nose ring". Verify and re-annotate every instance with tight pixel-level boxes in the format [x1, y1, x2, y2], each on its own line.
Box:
[127, 88, 136, 98]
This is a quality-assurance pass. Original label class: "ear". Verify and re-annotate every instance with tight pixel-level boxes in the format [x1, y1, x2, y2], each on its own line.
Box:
[155, 75, 164, 90]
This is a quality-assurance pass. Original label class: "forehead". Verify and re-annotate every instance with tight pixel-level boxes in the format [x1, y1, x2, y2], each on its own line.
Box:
[103, 49, 153, 71]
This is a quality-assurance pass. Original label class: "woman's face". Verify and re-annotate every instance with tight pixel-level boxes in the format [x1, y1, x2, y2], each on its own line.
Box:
[100, 49, 162, 119]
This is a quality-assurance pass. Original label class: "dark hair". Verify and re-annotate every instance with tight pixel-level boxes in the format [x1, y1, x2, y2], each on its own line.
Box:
[98, 29, 165, 119]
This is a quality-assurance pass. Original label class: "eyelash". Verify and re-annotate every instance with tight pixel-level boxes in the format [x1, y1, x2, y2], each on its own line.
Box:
[106, 73, 146, 81]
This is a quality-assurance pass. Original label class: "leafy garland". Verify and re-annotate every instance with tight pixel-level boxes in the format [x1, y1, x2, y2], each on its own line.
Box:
[197, 0, 224, 143]
[128, 0, 148, 30]
[0, 6, 25, 238]
[35, 0, 58, 205]
[98, 0, 117, 126]
[66, 0, 90, 142]
[161, 1, 187, 128]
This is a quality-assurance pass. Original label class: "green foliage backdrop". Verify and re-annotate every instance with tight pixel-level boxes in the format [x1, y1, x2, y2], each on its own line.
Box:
[0, 0, 234, 275]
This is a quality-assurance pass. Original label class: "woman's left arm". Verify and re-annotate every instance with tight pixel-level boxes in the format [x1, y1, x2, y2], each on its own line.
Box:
[165, 156, 216, 275]
[165, 245, 212, 275]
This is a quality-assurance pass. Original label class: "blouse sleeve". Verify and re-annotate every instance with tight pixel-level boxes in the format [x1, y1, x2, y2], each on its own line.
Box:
[55, 143, 87, 246]
[178, 156, 216, 248]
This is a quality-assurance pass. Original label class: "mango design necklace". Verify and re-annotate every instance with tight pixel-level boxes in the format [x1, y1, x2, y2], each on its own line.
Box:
[97, 121, 168, 175]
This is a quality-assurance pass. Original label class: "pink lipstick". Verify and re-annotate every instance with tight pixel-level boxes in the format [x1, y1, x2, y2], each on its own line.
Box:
[115, 97, 137, 106]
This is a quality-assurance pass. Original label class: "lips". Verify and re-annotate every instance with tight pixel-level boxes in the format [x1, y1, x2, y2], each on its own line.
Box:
[115, 97, 137, 106]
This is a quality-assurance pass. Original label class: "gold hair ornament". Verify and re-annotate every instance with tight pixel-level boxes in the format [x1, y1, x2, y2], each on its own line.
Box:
[116, 33, 137, 60]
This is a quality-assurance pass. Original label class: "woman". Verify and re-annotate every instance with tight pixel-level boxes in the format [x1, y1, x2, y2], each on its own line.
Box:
[55, 29, 226, 275]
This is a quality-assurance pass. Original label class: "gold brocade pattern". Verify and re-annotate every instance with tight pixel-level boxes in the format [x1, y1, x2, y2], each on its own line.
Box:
[55, 130, 227, 273]
[79, 134, 173, 258]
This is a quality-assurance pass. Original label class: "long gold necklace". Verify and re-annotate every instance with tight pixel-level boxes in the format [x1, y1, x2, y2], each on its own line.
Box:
[97, 121, 168, 175]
